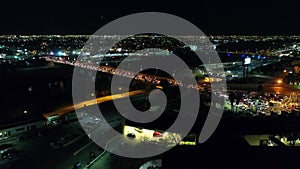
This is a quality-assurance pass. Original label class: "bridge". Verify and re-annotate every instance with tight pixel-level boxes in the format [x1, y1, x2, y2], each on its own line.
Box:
[43, 90, 146, 120]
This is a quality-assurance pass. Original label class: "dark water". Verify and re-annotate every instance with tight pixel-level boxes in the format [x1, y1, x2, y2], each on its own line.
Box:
[0, 64, 74, 126]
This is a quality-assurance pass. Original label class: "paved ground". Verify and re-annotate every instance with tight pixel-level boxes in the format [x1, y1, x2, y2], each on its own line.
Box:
[89, 151, 160, 169]
[0, 121, 103, 169]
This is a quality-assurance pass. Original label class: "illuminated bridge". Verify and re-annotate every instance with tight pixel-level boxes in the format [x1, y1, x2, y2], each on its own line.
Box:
[43, 90, 146, 120]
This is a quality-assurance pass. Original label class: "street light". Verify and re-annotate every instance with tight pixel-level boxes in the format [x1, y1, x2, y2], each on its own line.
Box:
[277, 79, 283, 84]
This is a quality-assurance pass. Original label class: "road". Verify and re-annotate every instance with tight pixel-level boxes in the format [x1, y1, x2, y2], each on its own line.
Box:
[88, 151, 155, 169]
[45, 57, 181, 86]
[263, 85, 300, 95]
[228, 83, 300, 95]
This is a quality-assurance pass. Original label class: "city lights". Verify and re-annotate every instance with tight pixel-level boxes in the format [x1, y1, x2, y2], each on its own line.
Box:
[1, 34, 300, 169]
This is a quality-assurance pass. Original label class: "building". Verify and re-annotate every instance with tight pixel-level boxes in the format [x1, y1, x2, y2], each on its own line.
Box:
[0, 118, 45, 142]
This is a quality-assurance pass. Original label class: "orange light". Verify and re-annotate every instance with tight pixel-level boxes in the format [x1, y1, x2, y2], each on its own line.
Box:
[155, 85, 163, 89]
[277, 79, 282, 84]
[203, 77, 210, 83]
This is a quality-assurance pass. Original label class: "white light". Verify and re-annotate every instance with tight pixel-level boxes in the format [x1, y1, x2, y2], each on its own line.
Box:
[244, 58, 251, 65]
[57, 51, 66, 56]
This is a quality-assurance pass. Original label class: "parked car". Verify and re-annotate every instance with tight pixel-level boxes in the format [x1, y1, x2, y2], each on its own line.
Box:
[127, 133, 136, 138]
[50, 142, 61, 149]
[153, 131, 163, 137]
[1, 148, 19, 160]
[0, 144, 14, 154]
[51, 118, 64, 126]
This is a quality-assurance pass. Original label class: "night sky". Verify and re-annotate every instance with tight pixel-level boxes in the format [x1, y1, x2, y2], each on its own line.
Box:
[1, 0, 299, 35]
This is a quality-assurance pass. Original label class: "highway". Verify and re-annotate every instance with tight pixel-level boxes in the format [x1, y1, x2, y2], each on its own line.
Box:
[45, 57, 182, 86]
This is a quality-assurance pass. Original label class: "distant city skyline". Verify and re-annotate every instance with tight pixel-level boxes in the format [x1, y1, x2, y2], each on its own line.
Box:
[1, 0, 299, 35]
